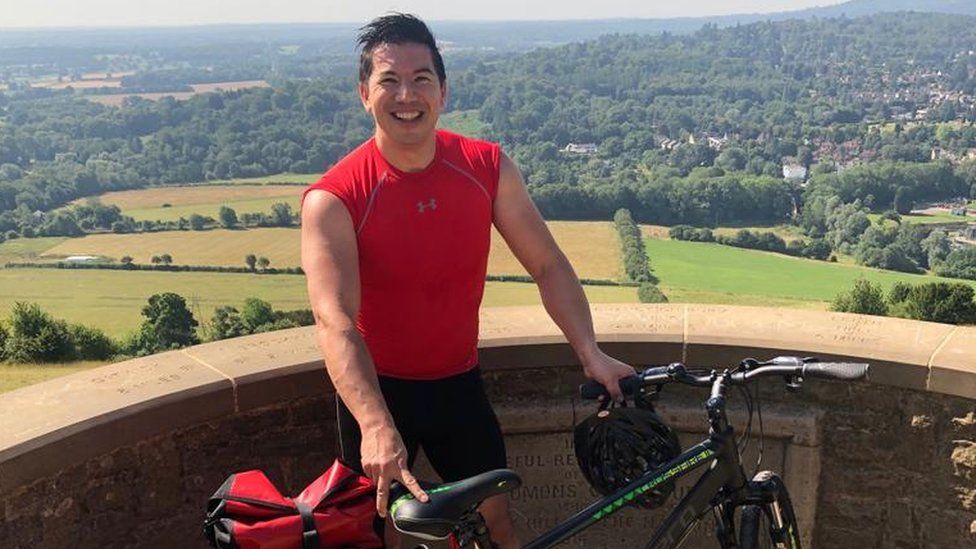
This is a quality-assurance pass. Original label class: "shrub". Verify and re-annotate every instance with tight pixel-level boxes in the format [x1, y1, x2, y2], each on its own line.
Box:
[0, 322, 7, 361]
[668, 225, 715, 242]
[637, 283, 669, 303]
[830, 279, 887, 316]
[241, 298, 275, 331]
[5, 303, 74, 363]
[902, 283, 976, 325]
[69, 324, 116, 360]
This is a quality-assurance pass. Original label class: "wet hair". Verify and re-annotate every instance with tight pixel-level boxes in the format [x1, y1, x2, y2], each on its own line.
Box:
[357, 13, 446, 84]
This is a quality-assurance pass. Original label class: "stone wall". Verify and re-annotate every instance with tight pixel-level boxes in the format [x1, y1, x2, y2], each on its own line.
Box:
[1, 304, 974, 548]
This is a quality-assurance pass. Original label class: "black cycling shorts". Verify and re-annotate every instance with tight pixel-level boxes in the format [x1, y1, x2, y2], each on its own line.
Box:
[336, 366, 507, 483]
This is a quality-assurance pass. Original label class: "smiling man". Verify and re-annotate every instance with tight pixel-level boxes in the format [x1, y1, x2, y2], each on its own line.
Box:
[300, 13, 634, 548]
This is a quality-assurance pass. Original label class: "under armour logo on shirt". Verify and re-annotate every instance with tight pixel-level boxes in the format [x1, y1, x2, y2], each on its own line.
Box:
[417, 198, 437, 213]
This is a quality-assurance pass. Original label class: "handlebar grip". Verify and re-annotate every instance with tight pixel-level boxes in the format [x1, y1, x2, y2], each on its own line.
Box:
[802, 362, 869, 381]
[579, 375, 642, 400]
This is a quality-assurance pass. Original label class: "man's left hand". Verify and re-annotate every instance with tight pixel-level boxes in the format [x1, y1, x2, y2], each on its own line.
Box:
[582, 350, 636, 402]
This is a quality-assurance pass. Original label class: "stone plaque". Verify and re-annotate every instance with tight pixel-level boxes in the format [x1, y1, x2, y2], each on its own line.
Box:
[413, 428, 788, 548]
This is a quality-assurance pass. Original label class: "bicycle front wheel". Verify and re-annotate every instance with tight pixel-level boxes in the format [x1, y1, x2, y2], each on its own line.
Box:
[738, 471, 801, 549]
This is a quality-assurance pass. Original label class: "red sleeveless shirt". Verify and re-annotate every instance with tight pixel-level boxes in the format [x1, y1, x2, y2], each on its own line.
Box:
[303, 130, 501, 380]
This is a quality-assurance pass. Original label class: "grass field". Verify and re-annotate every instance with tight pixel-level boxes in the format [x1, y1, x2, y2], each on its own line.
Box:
[0, 362, 106, 394]
[86, 80, 270, 107]
[439, 110, 489, 139]
[867, 212, 969, 225]
[647, 238, 976, 307]
[86, 185, 301, 210]
[127, 197, 303, 222]
[84, 184, 302, 221]
[0, 237, 67, 264]
[0, 269, 636, 338]
[38, 221, 623, 278]
[41, 228, 300, 266]
[204, 173, 318, 185]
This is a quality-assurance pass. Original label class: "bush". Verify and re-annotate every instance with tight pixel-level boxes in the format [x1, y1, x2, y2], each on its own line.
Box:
[637, 283, 669, 303]
[241, 298, 275, 331]
[69, 324, 116, 360]
[902, 283, 976, 325]
[0, 322, 7, 361]
[668, 225, 715, 242]
[888, 282, 912, 304]
[4, 303, 75, 363]
[830, 279, 887, 316]
[936, 248, 976, 281]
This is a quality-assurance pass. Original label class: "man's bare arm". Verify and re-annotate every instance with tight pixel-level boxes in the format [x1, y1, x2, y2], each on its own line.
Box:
[492, 153, 634, 400]
[301, 189, 427, 514]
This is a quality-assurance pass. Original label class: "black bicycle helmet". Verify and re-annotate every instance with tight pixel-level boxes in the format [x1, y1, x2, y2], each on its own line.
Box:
[574, 405, 681, 508]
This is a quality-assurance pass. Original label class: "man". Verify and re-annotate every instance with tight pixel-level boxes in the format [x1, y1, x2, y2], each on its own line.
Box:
[301, 13, 634, 548]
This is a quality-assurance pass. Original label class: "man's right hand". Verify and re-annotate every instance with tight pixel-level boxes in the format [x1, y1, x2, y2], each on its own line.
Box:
[360, 424, 429, 517]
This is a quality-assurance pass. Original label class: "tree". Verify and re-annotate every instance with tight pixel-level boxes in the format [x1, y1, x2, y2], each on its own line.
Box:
[129, 293, 199, 354]
[218, 205, 239, 228]
[920, 230, 952, 269]
[903, 283, 976, 325]
[893, 186, 913, 215]
[206, 306, 247, 340]
[257, 257, 271, 270]
[4, 302, 74, 363]
[245, 254, 257, 270]
[120, 255, 134, 266]
[188, 213, 207, 230]
[830, 279, 887, 316]
[150, 255, 161, 265]
[160, 253, 173, 266]
[269, 203, 294, 227]
[241, 298, 275, 331]
[936, 247, 976, 280]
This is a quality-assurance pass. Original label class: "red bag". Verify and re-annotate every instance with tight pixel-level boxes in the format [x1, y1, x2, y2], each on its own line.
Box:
[204, 459, 383, 549]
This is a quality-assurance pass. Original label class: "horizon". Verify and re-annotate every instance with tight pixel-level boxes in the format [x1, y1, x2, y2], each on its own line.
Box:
[2, 0, 848, 30]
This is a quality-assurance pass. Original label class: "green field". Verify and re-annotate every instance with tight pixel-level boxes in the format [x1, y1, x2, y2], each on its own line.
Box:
[439, 110, 489, 139]
[0, 269, 636, 338]
[36, 221, 623, 278]
[0, 237, 67, 264]
[866, 212, 969, 225]
[126, 196, 302, 222]
[73, 184, 304, 222]
[0, 362, 106, 394]
[203, 173, 319, 185]
[647, 238, 976, 306]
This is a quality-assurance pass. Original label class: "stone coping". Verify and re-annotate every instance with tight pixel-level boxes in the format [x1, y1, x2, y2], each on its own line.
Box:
[1, 303, 973, 493]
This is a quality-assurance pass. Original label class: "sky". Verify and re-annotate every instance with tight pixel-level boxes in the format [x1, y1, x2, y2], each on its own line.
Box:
[1, 0, 850, 28]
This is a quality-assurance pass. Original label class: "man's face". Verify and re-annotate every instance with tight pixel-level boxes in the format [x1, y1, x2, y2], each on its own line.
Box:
[359, 42, 446, 148]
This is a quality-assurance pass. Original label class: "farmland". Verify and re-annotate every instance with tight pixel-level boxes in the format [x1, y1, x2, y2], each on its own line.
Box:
[42, 228, 301, 266]
[85, 80, 270, 107]
[82, 184, 303, 221]
[646, 237, 976, 307]
[0, 269, 636, 339]
[32, 221, 623, 278]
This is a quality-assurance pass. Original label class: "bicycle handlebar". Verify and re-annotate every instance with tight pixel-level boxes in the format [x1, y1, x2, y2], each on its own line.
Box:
[579, 357, 869, 400]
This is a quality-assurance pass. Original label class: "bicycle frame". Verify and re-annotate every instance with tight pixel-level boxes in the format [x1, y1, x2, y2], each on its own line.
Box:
[520, 377, 755, 549]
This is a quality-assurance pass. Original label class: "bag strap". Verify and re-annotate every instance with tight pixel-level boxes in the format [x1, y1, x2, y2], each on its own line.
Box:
[294, 500, 319, 549]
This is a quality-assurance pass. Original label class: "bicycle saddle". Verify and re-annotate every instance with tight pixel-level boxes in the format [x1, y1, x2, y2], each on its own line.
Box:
[390, 469, 522, 540]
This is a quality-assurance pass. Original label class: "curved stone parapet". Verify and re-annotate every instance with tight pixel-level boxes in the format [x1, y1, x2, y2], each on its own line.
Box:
[1, 304, 974, 548]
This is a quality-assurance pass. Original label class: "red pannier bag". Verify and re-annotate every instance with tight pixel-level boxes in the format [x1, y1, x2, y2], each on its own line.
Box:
[204, 459, 383, 549]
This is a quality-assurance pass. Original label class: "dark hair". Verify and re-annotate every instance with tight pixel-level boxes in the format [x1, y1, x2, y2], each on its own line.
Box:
[357, 13, 446, 84]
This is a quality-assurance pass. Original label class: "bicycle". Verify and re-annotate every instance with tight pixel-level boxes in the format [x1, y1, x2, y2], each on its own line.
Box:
[388, 356, 869, 548]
